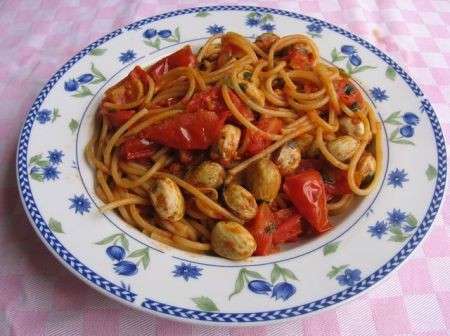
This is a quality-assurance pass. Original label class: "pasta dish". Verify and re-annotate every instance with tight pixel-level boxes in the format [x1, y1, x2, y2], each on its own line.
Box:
[86, 32, 382, 260]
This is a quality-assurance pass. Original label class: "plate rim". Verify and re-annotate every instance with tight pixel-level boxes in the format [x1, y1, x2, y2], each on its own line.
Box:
[16, 5, 448, 325]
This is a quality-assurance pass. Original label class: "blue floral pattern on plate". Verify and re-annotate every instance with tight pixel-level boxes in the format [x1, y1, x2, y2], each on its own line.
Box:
[306, 22, 323, 38]
[29, 149, 64, 182]
[384, 111, 420, 145]
[96, 233, 150, 276]
[173, 262, 203, 281]
[387, 168, 408, 188]
[245, 12, 276, 32]
[36, 108, 60, 125]
[142, 27, 181, 49]
[367, 209, 418, 242]
[370, 87, 389, 102]
[331, 45, 376, 75]
[119, 50, 137, 64]
[64, 63, 106, 98]
[69, 194, 91, 215]
[327, 265, 362, 287]
[206, 24, 225, 35]
[229, 264, 298, 301]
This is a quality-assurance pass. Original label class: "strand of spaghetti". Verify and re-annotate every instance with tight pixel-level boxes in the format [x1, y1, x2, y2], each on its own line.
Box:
[224, 32, 258, 63]
[259, 61, 286, 78]
[191, 68, 207, 91]
[97, 170, 135, 223]
[268, 35, 319, 68]
[151, 84, 189, 105]
[282, 70, 327, 101]
[287, 95, 330, 111]
[315, 127, 349, 170]
[124, 109, 183, 136]
[111, 151, 170, 189]
[315, 63, 340, 113]
[202, 55, 253, 83]
[177, 219, 199, 241]
[186, 219, 211, 240]
[287, 69, 321, 85]
[103, 108, 149, 166]
[327, 194, 353, 215]
[95, 185, 107, 202]
[97, 116, 109, 158]
[264, 75, 288, 106]
[227, 120, 314, 178]
[251, 59, 268, 84]
[365, 103, 379, 135]
[129, 204, 171, 237]
[153, 172, 243, 223]
[221, 84, 281, 140]
[230, 68, 298, 118]
[115, 188, 139, 226]
[172, 235, 211, 252]
[307, 110, 338, 132]
[150, 231, 177, 248]
[159, 220, 191, 239]
[100, 196, 149, 212]
[252, 43, 268, 59]
[341, 103, 356, 118]
[197, 34, 222, 62]
[142, 72, 155, 105]
[103, 73, 145, 111]
[282, 115, 310, 132]
[85, 138, 109, 174]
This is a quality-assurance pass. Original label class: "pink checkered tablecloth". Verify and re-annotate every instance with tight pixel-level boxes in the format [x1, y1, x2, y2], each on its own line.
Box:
[2, 0, 450, 335]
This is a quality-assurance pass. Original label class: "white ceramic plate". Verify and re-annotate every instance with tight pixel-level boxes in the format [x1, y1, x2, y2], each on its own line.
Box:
[16, 6, 447, 325]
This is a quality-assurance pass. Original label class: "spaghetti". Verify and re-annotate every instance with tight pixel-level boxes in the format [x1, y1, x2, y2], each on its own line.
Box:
[87, 32, 383, 260]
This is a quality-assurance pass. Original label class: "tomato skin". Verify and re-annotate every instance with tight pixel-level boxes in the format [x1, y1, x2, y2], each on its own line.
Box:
[283, 169, 331, 233]
[242, 118, 283, 156]
[141, 109, 228, 150]
[186, 86, 253, 121]
[335, 79, 363, 110]
[247, 203, 277, 256]
[323, 166, 351, 198]
[103, 110, 135, 128]
[285, 48, 314, 70]
[186, 86, 228, 114]
[273, 213, 302, 244]
[147, 46, 195, 80]
[120, 137, 158, 161]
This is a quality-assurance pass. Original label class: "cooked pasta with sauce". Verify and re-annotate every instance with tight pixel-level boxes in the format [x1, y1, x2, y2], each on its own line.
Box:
[86, 32, 383, 260]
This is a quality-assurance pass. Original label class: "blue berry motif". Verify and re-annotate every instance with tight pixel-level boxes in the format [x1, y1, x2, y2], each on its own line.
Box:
[143, 28, 157, 39]
[64, 79, 79, 92]
[106, 245, 125, 261]
[349, 54, 362, 66]
[248, 280, 272, 295]
[77, 73, 94, 84]
[341, 45, 356, 55]
[271, 282, 296, 301]
[114, 260, 138, 276]
[384, 111, 419, 145]
[400, 125, 414, 138]
[402, 112, 419, 126]
[332, 44, 375, 75]
[157, 29, 172, 38]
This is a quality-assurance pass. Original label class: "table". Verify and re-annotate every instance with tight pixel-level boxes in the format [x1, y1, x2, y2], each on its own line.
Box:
[1, 0, 450, 335]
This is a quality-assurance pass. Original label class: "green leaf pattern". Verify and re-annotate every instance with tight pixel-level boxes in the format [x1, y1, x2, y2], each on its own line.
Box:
[192, 296, 219, 311]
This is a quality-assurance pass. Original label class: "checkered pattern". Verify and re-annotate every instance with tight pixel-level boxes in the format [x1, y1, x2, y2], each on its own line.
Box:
[1, 0, 450, 334]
